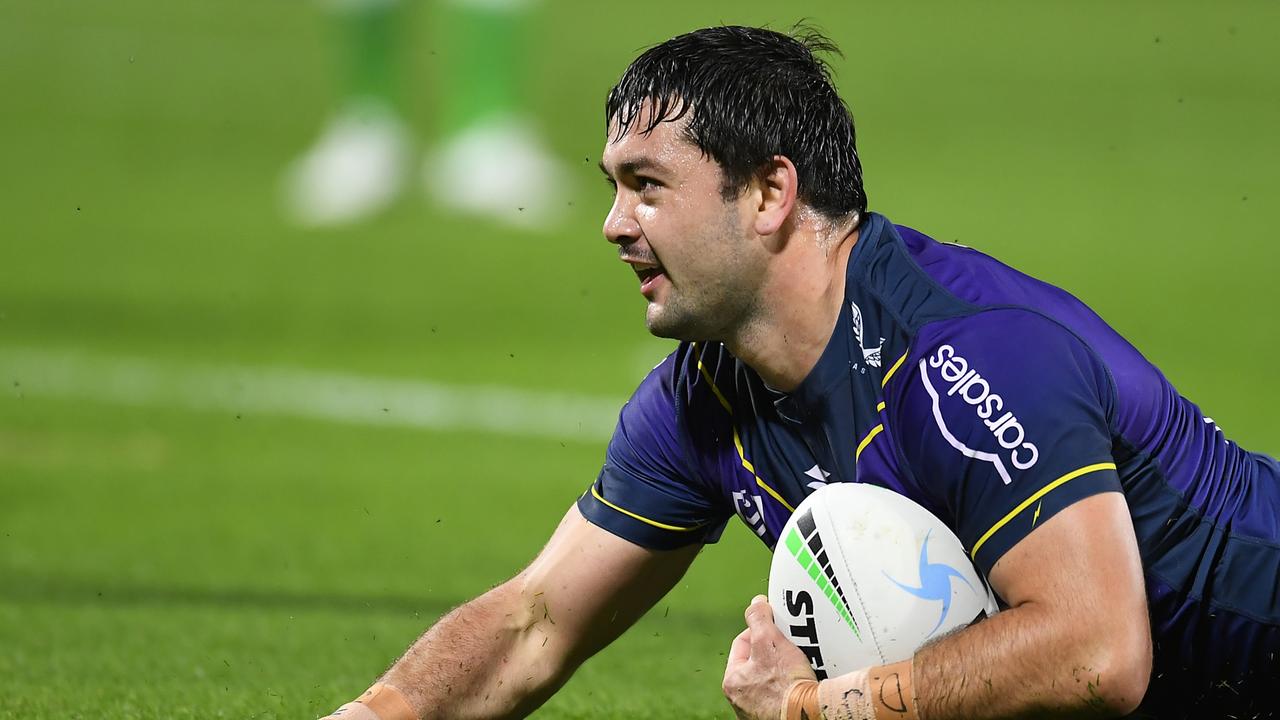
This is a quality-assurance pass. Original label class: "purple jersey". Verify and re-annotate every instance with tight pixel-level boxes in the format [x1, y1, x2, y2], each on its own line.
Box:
[577, 213, 1279, 715]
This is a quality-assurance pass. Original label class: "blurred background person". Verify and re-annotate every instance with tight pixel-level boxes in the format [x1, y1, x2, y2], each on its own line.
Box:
[282, 0, 567, 229]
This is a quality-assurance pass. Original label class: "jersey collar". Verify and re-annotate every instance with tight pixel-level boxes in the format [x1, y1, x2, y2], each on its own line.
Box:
[773, 212, 890, 420]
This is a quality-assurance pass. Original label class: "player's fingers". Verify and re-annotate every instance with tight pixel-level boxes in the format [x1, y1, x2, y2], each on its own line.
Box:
[727, 627, 752, 665]
[743, 594, 774, 634]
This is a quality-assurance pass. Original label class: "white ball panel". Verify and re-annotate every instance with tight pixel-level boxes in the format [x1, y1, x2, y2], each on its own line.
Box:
[768, 484, 997, 678]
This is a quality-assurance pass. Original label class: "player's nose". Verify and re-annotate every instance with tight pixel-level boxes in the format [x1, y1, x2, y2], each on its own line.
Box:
[603, 195, 641, 246]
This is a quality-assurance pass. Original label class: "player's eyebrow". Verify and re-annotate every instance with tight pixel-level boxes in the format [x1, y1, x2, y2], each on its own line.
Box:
[598, 157, 668, 180]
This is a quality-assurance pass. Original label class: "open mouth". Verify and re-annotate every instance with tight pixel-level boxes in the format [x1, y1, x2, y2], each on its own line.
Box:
[635, 265, 667, 296]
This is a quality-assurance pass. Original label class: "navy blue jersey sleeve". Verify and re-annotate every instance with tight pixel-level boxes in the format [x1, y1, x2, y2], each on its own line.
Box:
[577, 353, 731, 550]
[890, 309, 1121, 575]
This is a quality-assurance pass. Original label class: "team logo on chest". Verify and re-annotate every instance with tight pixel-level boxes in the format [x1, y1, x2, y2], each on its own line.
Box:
[850, 302, 884, 368]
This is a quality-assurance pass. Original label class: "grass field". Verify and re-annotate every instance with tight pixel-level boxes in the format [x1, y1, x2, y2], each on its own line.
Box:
[2, 1, 1278, 717]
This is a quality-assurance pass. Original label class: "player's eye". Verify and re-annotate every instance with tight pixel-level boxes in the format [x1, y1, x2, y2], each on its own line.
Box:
[635, 176, 661, 192]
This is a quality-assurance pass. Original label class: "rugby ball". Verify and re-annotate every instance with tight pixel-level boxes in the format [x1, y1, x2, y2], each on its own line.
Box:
[768, 483, 997, 678]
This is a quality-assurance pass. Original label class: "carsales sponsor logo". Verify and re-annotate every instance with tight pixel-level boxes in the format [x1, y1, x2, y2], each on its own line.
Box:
[918, 345, 1039, 484]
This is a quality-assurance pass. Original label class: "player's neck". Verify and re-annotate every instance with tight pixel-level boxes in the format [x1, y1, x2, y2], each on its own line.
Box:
[726, 223, 859, 393]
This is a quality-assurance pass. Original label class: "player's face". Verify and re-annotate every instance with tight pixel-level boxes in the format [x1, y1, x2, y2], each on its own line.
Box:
[600, 115, 764, 341]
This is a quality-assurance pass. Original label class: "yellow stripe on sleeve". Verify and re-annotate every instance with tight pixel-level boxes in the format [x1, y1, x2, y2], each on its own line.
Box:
[590, 486, 702, 532]
[969, 462, 1118, 559]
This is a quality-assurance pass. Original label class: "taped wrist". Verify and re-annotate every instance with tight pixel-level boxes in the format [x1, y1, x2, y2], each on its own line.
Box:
[324, 682, 417, 720]
[783, 679, 820, 720]
[815, 659, 919, 720]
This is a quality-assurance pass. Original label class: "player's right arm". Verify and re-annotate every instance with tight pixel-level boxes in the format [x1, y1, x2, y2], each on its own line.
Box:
[355, 503, 702, 719]
[321, 350, 728, 719]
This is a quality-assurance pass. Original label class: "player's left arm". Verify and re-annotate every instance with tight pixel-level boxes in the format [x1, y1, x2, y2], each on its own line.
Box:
[724, 310, 1152, 719]
[725, 496, 1150, 719]
[910, 490, 1150, 718]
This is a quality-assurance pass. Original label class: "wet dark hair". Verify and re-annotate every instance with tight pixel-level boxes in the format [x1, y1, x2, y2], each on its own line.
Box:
[606, 25, 866, 221]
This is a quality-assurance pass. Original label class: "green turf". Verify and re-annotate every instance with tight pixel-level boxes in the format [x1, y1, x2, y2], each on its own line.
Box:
[2, 1, 1278, 717]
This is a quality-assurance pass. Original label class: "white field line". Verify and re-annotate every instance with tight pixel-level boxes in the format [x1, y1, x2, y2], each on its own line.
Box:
[0, 347, 624, 442]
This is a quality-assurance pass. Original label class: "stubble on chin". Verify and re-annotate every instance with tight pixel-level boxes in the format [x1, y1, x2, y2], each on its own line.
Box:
[644, 297, 689, 341]
[644, 297, 720, 343]
[644, 302, 683, 340]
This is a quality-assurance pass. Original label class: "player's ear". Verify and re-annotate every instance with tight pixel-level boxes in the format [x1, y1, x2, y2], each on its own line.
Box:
[753, 155, 798, 237]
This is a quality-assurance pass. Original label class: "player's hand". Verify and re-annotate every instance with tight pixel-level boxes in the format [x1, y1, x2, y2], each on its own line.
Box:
[722, 595, 817, 720]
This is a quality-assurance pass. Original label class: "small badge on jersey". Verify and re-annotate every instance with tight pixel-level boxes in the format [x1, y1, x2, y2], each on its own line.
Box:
[804, 464, 832, 491]
[851, 302, 884, 369]
[917, 344, 1040, 484]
